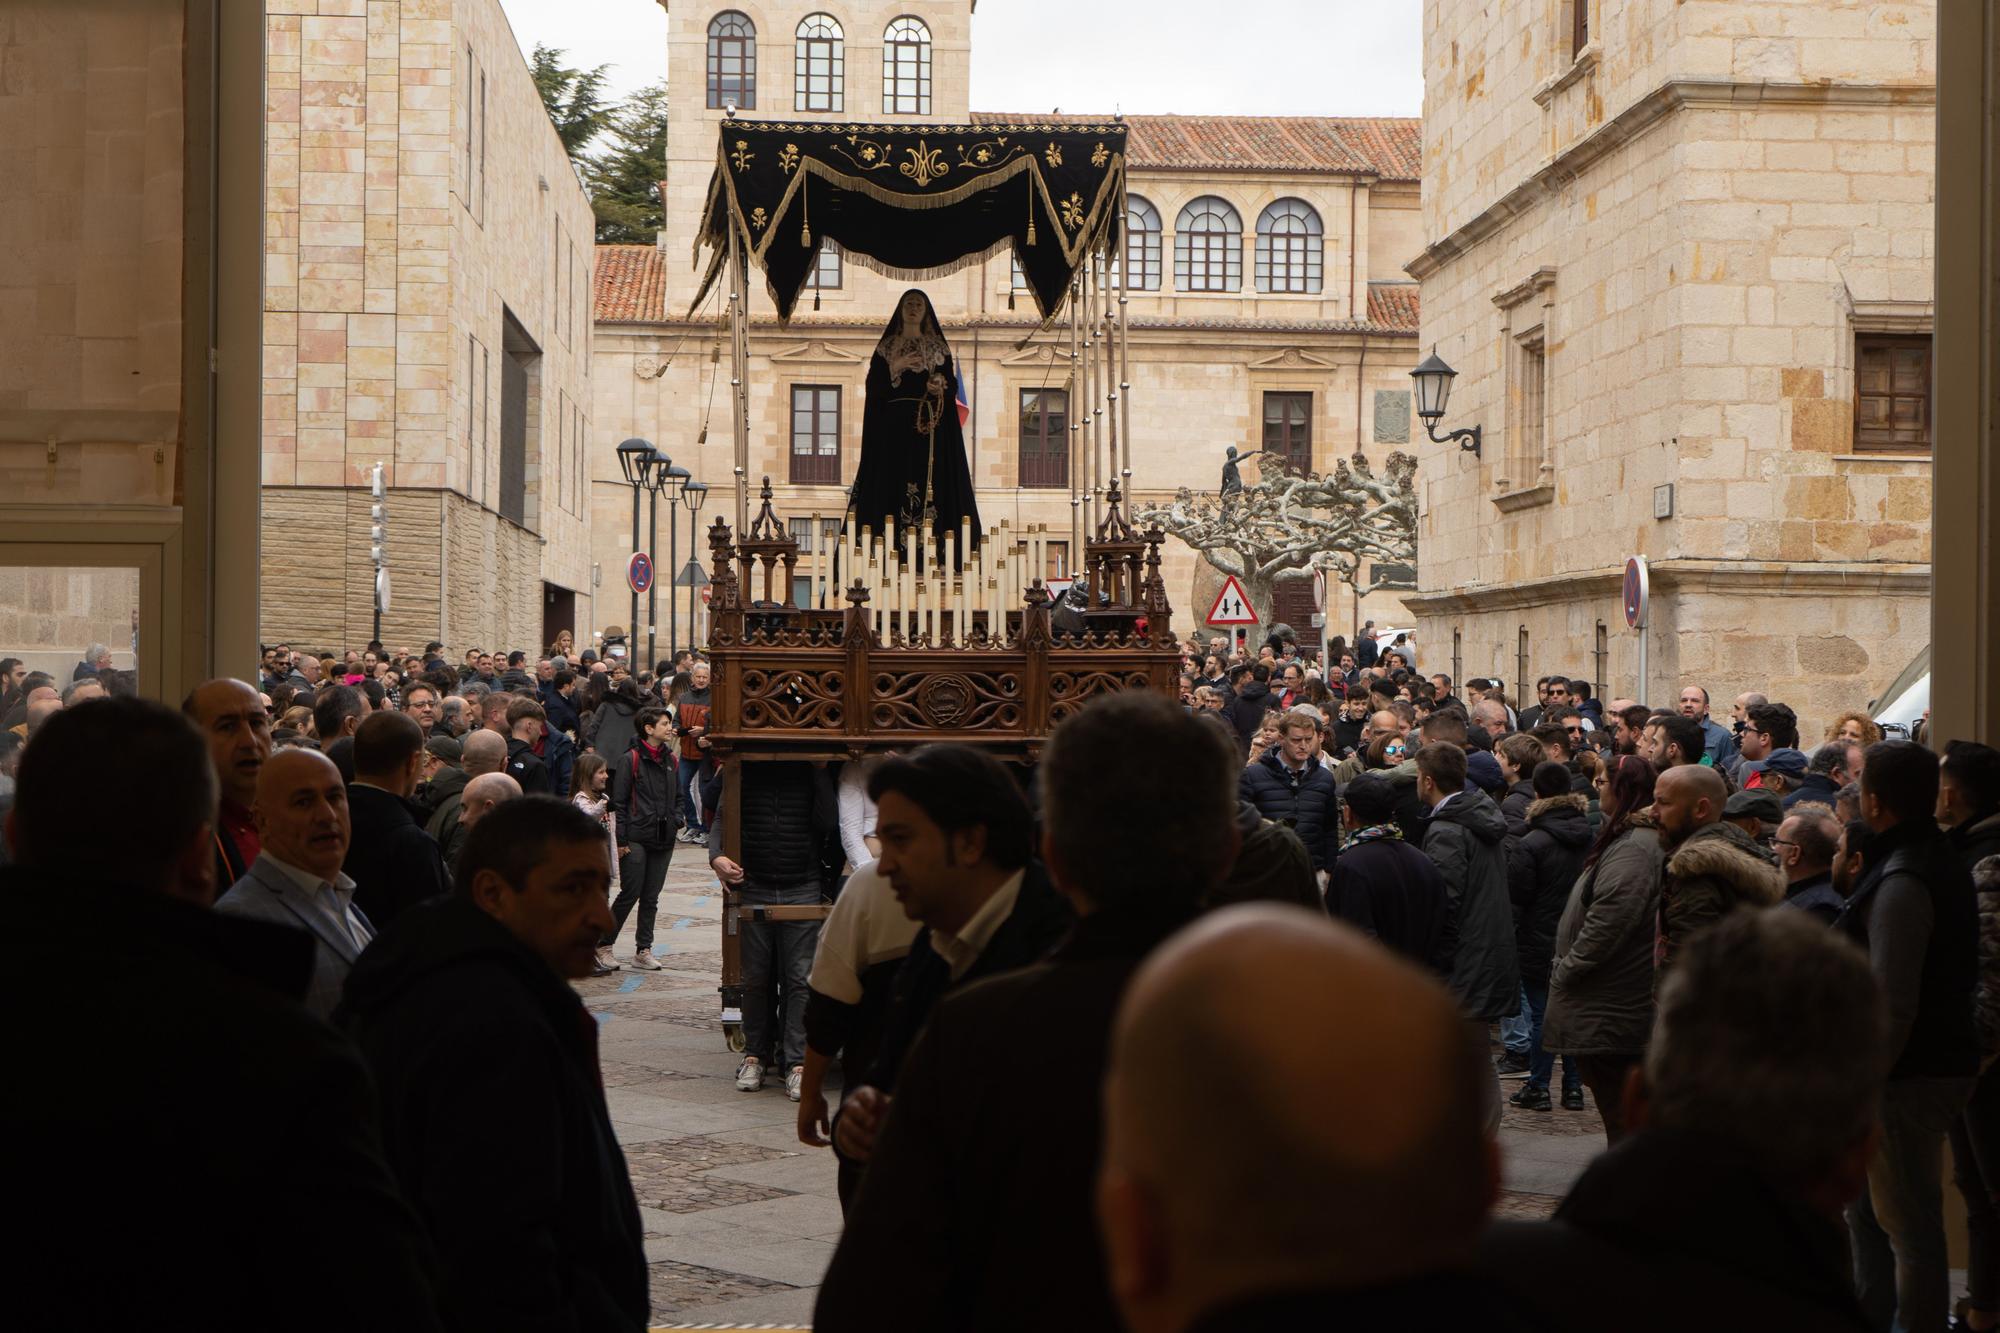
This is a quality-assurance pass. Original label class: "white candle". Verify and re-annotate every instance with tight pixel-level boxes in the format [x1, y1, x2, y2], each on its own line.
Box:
[809, 513, 822, 611]
[948, 532, 962, 644]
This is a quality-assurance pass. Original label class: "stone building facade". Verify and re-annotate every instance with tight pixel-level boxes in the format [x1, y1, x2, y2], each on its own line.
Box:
[587, 0, 1425, 662]
[259, 0, 597, 655]
[1407, 0, 1935, 729]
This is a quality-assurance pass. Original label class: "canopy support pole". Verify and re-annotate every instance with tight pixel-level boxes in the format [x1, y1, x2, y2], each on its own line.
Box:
[1069, 276, 1083, 557]
[1118, 210, 1132, 491]
[728, 220, 750, 533]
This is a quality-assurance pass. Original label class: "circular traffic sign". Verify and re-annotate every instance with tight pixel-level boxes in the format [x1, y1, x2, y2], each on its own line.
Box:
[628, 552, 655, 594]
[1623, 556, 1649, 630]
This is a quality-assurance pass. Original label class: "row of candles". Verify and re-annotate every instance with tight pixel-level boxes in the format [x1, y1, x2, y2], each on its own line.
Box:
[795, 516, 1058, 646]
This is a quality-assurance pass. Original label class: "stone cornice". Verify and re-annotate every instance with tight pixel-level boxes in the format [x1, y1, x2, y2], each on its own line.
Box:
[1403, 559, 1932, 614]
[1407, 77, 1938, 281]
[594, 315, 1418, 339]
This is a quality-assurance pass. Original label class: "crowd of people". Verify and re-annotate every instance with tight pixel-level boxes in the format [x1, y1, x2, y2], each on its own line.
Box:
[1, 624, 1996, 1333]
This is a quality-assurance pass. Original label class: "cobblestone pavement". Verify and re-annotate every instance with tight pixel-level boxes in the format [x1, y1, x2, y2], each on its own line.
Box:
[589, 853, 1604, 1327]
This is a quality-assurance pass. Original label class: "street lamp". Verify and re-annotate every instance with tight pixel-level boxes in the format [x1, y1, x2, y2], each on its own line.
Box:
[1410, 350, 1483, 457]
[616, 438, 657, 651]
[683, 480, 710, 649]
[650, 459, 690, 666]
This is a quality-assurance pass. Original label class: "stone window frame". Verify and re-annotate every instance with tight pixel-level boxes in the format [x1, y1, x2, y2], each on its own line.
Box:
[1531, 0, 1600, 108]
[1844, 299, 1935, 460]
[1492, 267, 1558, 509]
[1018, 386, 1071, 489]
[794, 13, 845, 114]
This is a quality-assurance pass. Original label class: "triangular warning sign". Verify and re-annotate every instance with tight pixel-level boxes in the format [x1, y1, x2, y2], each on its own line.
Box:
[1204, 575, 1260, 626]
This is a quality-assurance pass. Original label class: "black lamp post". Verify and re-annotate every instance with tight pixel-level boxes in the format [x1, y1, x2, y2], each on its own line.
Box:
[647, 458, 689, 668]
[1410, 350, 1483, 457]
[682, 479, 709, 649]
[616, 438, 656, 650]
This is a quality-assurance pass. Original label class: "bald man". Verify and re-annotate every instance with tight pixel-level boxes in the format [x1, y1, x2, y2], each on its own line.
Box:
[1099, 905, 1518, 1331]
[458, 772, 521, 838]
[215, 749, 371, 1019]
[182, 678, 274, 893]
[1652, 765, 1783, 974]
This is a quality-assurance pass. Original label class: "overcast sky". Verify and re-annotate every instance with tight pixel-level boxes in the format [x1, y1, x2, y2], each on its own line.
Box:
[495, 0, 1422, 118]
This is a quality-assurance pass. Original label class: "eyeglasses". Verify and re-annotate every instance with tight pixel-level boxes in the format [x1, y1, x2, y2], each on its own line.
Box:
[1771, 838, 1798, 849]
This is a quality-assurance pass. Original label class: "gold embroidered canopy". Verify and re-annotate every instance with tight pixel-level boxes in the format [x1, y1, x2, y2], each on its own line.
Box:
[693, 119, 1129, 323]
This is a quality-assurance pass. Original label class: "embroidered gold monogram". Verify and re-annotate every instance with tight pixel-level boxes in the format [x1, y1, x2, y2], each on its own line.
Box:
[900, 140, 949, 188]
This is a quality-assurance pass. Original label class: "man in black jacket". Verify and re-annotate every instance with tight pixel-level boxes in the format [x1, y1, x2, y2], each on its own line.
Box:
[1837, 740, 1980, 1333]
[827, 746, 1071, 1169]
[815, 691, 1239, 1333]
[1327, 772, 1448, 972]
[337, 797, 646, 1332]
[1238, 707, 1340, 870]
[503, 696, 552, 795]
[1939, 738, 2000, 875]
[1504, 762, 1591, 1112]
[345, 710, 451, 929]
[1218, 662, 1278, 757]
[5, 698, 439, 1332]
[1480, 908, 1884, 1333]
[1416, 742, 1521, 1131]
[708, 754, 836, 1099]
[599, 706, 676, 974]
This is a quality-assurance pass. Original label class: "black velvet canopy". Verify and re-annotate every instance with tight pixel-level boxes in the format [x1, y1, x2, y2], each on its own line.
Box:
[693, 120, 1128, 323]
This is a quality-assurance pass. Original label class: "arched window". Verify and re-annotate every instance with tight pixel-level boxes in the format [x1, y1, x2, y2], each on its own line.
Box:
[707, 12, 756, 110]
[1118, 195, 1162, 291]
[794, 14, 843, 113]
[1174, 196, 1241, 292]
[883, 17, 932, 115]
[1256, 198, 1323, 294]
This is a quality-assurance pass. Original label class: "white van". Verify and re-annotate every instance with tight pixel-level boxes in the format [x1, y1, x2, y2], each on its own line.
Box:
[1870, 646, 1930, 740]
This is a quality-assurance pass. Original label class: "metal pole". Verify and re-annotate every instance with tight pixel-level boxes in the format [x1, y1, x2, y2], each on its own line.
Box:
[1069, 278, 1082, 553]
[1117, 177, 1133, 487]
[728, 221, 750, 533]
[629, 481, 641, 647]
[667, 495, 679, 661]
[646, 484, 659, 673]
[1636, 621, 1650, 707]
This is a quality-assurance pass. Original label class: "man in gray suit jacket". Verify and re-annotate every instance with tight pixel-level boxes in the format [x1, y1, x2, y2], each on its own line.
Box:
[216, 747, 374, 1020]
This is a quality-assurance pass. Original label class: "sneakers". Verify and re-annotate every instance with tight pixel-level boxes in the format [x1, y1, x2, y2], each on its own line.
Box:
[1495, 1052, 1532, 1078]
[1509, 1084, 1552, 1112]
[1561, 1085, 1587, 1112]
[735, 1057, 765, 1091]
[785, 1065, 804, 1103]
[591, 947, 620, 976]
[631, 949, 663, 972]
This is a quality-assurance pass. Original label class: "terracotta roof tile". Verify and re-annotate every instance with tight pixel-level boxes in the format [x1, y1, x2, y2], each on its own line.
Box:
[594, 244, 666, 323]
[972, 112, 1421, 180]
[1367, 283, 1420, 332]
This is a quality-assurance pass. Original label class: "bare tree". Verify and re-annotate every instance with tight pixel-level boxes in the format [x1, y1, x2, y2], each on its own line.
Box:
[1133, 451, 1418, 645]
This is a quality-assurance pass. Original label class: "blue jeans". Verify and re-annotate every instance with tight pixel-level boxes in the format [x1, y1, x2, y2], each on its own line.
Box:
[1520, 974, 1579, 1093]
[1498, 981, 1532, 1056]
[1847, 1075, 1975, 1333]
[677, 756, 708, 833]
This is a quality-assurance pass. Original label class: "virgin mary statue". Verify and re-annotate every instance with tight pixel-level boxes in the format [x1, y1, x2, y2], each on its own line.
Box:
[848, 289, 980, 554]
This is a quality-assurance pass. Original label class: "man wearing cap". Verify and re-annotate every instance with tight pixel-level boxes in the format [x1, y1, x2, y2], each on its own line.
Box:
[413, 733, 467, 825]
[1755, 749, 1810, 804]
[1721, 787, 1785, 850]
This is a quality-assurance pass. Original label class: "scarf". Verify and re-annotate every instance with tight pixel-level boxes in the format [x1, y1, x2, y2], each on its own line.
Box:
[1341, 822, 1403, 851]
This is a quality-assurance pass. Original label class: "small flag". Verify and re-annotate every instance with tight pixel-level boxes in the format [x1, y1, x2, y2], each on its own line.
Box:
[954, 375, 970, 428]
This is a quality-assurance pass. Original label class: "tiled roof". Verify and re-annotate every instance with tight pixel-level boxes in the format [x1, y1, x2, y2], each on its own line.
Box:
[594, 244, 667, 323]
[972, 112, 1421, 180]
[1367, 283, 1420, 332]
